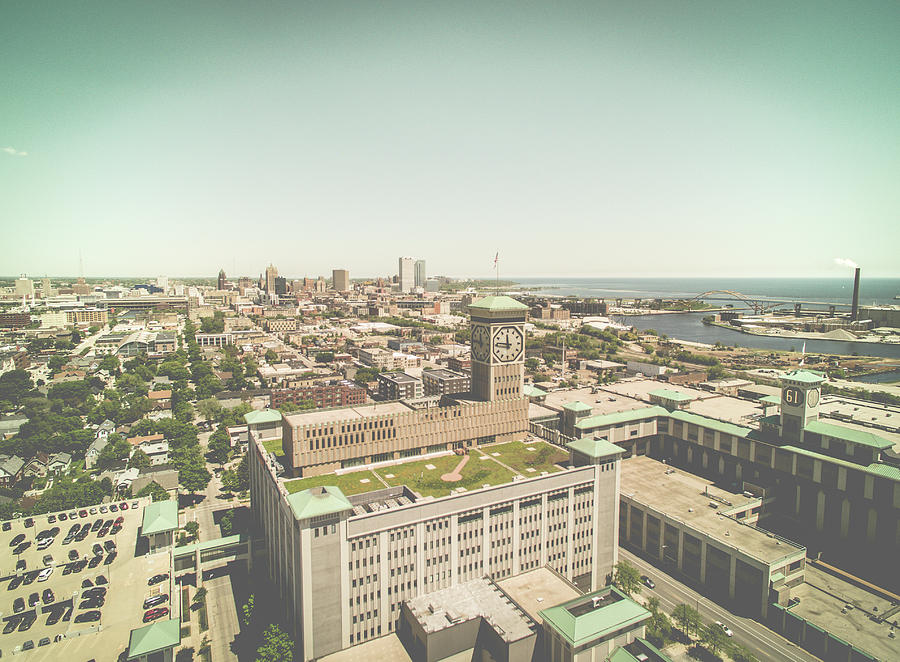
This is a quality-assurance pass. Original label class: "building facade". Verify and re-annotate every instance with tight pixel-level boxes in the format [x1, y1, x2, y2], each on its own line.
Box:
[332, 269, 350, 292]
[398, 257, 415, 294]
[422, 368, 471, 397]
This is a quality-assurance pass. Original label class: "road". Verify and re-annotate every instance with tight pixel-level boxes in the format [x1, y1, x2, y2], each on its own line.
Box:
[618, 548, 819, 662]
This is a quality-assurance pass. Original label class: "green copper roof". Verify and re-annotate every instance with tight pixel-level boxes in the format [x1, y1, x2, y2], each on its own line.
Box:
[866, 463, 900, 480]
[127, 618, 180, 659]
[141, 500, 178, 536]
[563, 400, 592, 412]
[782, 369, 825, 384]
[287, 485, 353, 520]
[244, 409, 283, 425]
[803, 420, 893, 450]
[468, 295, 529, 311]
[567, 436, 625, 459]
[608, 648, 640, 662]
[760, 395, 781, 404]
[669, 409, 753, 438]
[523, 385, 547, 398]
[575, 406, 668, 430]
[173, 533, 246, 558]
[540, 587, 650, 648]
[649, 388, 695, 402]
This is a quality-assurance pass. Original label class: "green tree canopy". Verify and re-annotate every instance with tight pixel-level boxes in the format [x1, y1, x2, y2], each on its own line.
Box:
[613, 560, 642, 596]
[136, 480, 170, 502]
[255, 624, 294, 662]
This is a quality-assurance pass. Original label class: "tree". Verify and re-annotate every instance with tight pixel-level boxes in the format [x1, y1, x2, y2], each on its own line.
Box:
[220, 509, 235, 535]
[613, 560, 642, 596]
[672, 603, 702, 639]
[97, 434, 131, 469]
[0, 369, 35, 409]
[701, 622, 729, 656]
[128, 448, 151, 470]
[136, 481, 171, 501]
[47, 355, 68, 372]
[255, 624, 294, 662]
[728, 642, 758, 662]
[179, 453, 212, 497]
[208, 429, 231, 465]
[99, 355, 120, 373]
[241, 594, 255, 627]
[193, 586, 207, 605]
[314, 351, 334, 363]
[184, 520, 200, 541]
[197, 398, 223, 423]
[264, 349, 279, 364]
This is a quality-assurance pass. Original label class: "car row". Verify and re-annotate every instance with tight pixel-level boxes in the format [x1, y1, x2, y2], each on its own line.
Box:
[1, 501, 138, 533]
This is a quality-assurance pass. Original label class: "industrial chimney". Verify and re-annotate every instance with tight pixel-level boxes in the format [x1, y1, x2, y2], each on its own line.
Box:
[851, 268, 860, 321]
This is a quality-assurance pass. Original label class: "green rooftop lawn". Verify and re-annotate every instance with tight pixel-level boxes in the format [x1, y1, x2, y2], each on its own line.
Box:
[480, 440, 568, 475]
[262, 438, 283, 454]
[284, 469, 385, 496]
[374, 452, 516, 498]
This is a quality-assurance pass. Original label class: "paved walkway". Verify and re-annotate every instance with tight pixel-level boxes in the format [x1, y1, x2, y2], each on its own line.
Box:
[440, 455, 469, 481]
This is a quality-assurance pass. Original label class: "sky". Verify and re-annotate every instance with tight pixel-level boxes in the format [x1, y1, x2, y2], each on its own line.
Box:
[2, 1, 899, 280]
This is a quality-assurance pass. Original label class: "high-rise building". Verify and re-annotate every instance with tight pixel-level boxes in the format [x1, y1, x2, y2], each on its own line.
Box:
[332, 269, 350, 292]
[15, 276, 34, 298]
[265, 263, 278, 293]
[217, 269, 226, 291]
[398, 256, 415, 293]
[414, 259, 426, 288]
[156, 275, 169, 292]
[274, 277, 287, 295]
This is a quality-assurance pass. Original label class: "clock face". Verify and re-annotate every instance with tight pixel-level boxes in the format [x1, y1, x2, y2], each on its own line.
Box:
[783, 387, 804, 407]
[471, 325, 490, 362]
[492, 326, 524, 363]
[807, 389, 819, 408]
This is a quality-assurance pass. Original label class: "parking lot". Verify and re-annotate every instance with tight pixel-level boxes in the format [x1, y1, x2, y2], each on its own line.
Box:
[0, 497, 175, 660]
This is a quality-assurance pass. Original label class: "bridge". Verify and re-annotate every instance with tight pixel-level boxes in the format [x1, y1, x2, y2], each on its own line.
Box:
[677, 291, 852, 315]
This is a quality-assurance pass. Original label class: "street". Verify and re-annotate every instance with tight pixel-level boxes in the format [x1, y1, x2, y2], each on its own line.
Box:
[618, 547, 819, 662]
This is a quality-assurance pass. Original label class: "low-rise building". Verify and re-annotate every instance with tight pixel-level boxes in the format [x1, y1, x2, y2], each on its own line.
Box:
[421, 368, 470, 397]
[271, 381, 367, 410]
[377, 372, 423, 400]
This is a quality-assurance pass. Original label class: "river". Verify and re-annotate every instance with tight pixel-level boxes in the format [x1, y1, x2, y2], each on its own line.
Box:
[623, 312, 900, 359]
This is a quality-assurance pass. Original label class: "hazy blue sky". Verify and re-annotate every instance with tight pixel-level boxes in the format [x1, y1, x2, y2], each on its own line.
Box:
[2, 1, 898, 279]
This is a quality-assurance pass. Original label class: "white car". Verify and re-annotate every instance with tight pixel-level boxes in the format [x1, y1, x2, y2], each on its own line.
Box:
[37, 567, 53, 582]
[715, 621, 733, 637]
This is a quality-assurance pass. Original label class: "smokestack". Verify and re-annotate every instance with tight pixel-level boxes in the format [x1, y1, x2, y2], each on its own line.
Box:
[851, 268, 860, 321]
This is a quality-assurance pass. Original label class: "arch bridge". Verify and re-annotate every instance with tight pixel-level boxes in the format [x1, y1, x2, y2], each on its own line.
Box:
[685, 290, 784, 314]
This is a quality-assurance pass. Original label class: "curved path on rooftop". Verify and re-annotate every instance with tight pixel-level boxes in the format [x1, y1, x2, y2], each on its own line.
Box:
[440, 455, 469, 482]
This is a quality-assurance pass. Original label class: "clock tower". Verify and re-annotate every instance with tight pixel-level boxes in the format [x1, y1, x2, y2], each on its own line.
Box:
[779, 369, 823, 442]
[468, 295, 529, 402]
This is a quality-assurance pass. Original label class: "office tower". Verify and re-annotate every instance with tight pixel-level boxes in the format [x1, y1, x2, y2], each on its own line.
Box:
[275, 277, 287, 295]
[265, 263, 278, 293]
[332, 269, 350, 292]
[414, 259, 426, 288]
[218, 269, 226, 290]
[156, 275, 169, 292]
[15, 276, 34, 298]
[398, 257, 415, 293]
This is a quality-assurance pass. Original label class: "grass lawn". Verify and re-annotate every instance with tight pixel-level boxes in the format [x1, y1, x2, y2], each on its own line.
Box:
[283, 469, 384, 496]
[480, 441, 568, 475]
[262, 438, 283, 454]
[374, 452, 516, 498]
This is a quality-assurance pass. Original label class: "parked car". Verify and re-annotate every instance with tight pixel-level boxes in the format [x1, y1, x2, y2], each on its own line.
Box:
[74, 610, 101, 623]
[22, 570, 38, 585]
[93, 543, 103, 556]
[68, 511, 77, 519]
[75, 528, 89, 542]
[28, 592, 39, 607]
[13, 597, 25, 613]
[42, 554, 54, 566]
[47, 515, 57, 524]
[143, 594, 169, 609]
[45, 610, 61, 626]
[131, 501, 139, 508]
[9, 533, 25, 547]
[19, 611, 37, 631]
[119, 502, 128, 510]
[95, 575, 108, 585]
[91, 519, 103, 532]
[16, 558, 26, 572]
[58, 513, 68, 521]
[39, 636, 50, 647]
[143, 607, 169, 623]
[8, 576, 23, 590]
[82, 578, 94, 588]
[22, 639, 34, 650]
[3, 617, 20, 633]
[37, 567, 53, 582]
[2, 521, 10, 531]
[641, 575, 655, 589]
[109, 504, 118, 513]
[104, 551, 117, 565]
[14, 541, 31, 555]
[148, 573, 169, 586]
[83, 587, 107, 599]
[79, 597, 105, 610]
[67, 524, 80, 537]
[88, 555, 102, 569]
[104, 540, 116, 552]
[715, 621, 734, 637]
[42, 588, 54, 604]
[68, 549, 79, 561]
[111, 524, 122, 535]
[36, 538, 53, 551]
[114, 516, 124, 526]
[97, 528, 108, 539]
[24, 518, 34, 528]
[89, 507, 98, 515]
[99, 505, 108, 514]
[78, 510, 88, 518]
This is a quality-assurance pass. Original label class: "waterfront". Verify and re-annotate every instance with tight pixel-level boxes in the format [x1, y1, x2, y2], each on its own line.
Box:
[623, 312, 900, 359]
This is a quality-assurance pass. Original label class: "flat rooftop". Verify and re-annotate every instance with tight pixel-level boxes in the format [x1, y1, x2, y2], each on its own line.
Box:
[406, 577, 535, 643]
[423, 368, 467, 380]
[379, 372, 420, 384]
[789, 565, 897, 662]
[497, 568, 581, 623]
[283, 400, 411, 425]
[620, 456, 805, 564]
[686, 395, 767, 425]
[318, 633, 412, 662]
[598, 379, 713, 403]
[542, 386, 647, 416]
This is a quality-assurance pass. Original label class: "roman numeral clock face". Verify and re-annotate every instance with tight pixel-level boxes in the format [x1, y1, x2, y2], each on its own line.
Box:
[492, 326, 523, 362]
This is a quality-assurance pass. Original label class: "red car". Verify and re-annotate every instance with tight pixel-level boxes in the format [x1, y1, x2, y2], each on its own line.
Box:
[114, 516, 124, 526]
[143, 607, 169, 623]
[119, 502, 129, 510]
[79, 510, 88, 518]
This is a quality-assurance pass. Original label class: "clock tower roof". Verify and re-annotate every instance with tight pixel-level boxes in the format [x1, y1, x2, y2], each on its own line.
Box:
[468, 295, 528, 312]
[781, 369, 824, 385]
